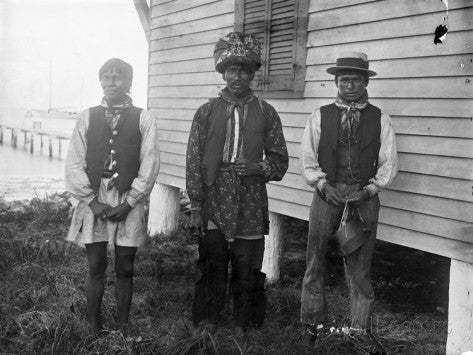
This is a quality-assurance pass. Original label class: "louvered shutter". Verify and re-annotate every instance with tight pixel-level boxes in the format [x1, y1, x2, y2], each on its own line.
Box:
[241, 0, 296, 91]
[235, 0, 308, 97]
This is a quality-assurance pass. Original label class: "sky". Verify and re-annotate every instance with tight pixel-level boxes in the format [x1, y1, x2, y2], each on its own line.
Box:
[0, 0, 149, 111]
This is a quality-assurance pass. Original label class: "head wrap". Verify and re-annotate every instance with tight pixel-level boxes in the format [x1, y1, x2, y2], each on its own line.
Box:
[214, 32, 262, 74]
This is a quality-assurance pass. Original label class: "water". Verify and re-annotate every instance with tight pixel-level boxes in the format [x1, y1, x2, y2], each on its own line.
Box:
[0, 128, 71, 201]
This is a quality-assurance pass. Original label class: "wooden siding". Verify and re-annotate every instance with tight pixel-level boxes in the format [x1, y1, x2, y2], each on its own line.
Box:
[148, 0, 473, 262]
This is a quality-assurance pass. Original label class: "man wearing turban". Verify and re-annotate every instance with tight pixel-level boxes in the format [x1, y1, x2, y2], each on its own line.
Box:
[186, 32, 288, 334]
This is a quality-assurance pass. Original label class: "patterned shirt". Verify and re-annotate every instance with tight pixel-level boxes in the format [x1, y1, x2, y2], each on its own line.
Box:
[186, 89, 288, 241]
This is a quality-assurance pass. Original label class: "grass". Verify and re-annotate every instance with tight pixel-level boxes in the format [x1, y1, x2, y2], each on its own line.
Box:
[0, 194, 449, 354]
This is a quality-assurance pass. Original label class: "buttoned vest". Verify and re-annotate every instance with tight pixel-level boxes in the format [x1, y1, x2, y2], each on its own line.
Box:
[201, 97, 266, 186]
[318, 103, 381, 187]
[85, 106, 142, 193]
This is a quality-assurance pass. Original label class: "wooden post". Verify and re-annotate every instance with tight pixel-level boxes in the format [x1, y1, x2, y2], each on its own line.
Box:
[446, 259, 473, 354]
[262, 212, 284, 284]
[58, 138, 62, 157]
[148, 183, 180, 236]
[40, 134, 44, 148]
[30, 134, 34, 153]
[48, 136, 53, 157]
[0, 126, 3, 144]
[13, 130, 17, 148]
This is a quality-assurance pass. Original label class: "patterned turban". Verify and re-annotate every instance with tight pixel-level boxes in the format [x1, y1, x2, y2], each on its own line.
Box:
[214, 32, 262, 74]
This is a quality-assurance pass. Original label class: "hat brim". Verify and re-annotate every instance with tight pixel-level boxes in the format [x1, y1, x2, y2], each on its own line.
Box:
[327, 66, 377, 77]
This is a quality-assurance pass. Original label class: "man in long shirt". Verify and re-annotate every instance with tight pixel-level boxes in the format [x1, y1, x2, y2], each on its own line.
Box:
[299, 52, 398, 347]
[186, 32, 288, 333]
[65, 58, 160, 335]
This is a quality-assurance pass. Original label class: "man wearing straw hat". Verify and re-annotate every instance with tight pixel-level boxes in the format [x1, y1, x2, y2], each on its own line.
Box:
[300, 52, 398, 347]
[186, 32, 288, 334]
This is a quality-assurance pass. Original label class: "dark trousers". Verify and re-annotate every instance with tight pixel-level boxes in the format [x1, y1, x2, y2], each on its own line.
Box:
[192, 230, 266, 328]
[300, 183, 380, 330]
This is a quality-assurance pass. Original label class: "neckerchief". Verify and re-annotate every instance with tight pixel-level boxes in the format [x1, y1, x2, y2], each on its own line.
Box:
[334, 90, 369, 143]
[100, 95, 133, 130]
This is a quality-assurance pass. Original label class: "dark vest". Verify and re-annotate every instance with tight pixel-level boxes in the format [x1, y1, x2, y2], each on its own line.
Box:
[85, 105, 142, 193]
[201, 97, 266, 186]
[318, 103, 381, 187]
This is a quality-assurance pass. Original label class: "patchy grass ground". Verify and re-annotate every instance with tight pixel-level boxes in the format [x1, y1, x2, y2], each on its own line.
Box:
[0, 194, 449, 354]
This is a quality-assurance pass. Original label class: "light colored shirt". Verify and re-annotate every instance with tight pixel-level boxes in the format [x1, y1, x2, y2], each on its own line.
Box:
[65, 108, 160, 246]
[301, 107, 398, 196]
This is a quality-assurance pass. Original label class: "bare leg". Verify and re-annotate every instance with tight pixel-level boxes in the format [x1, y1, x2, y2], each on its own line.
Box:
[114, 244, 137, 326]
[85, 242, 108, 335]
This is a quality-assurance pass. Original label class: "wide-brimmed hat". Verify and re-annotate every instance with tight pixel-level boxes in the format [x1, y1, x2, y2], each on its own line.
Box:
[214, 32, 262, 74]
[327, 52, 377, 77]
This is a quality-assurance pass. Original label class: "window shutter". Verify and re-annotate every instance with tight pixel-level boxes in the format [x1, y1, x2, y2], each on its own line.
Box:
[235, 0, 308, 97]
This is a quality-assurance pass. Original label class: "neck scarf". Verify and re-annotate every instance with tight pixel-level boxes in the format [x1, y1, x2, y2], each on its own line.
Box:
[334, 90, 369, 143]
[100, 95, 133, 130]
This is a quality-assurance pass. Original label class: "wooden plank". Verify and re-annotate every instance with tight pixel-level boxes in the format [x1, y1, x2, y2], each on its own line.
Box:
[308, 0, 471, 31]
[157, 119, 191, 131]
[379, 206, 473, 244]
[150, 71, 223, 86]
[150, 44, 214, 64]
[389, 172, 473, 203]
[381, 189, 473, 223]
[393, 116, 473, 139]
[397, 154, 473, 180]
[150, 73, 220, 87]
[161, 151, 186, 166]
[307, 31, 473, 65]
[159, 140, 187, 154]
[377, 224, 473, 263]
[151, 0, 233, 28]
[150, 108, 196, 120]
[150, 27, 232, 51]
[306, 55, 473, 81]
[151, 0, 221, 18]
[304, 77, 473, 99]
[148, 97, 473, 119]
[150, 58, 214, 75]
[396, 135, 473, 158]
[308, 6, 473, 46]
[309, 0, 376, 13]
[150, 13, 233, 40]
[149, 85, 227, 98]
[156, 172, 185, 189]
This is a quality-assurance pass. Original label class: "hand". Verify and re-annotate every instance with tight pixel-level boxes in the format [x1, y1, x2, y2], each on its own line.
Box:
[347, 190, 370, 206]
[188, 210, 205, 238]
[106, 201, 133, 222]
[89, 197, 112, 219]
[322, 184, 346, 206]
[235, 159, 262, 176]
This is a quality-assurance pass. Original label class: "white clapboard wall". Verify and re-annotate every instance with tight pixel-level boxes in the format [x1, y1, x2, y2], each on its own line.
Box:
[148, 0, 473, 262]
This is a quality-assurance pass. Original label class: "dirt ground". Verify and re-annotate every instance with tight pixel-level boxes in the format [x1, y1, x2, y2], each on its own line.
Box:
[0, 194, 449, 354]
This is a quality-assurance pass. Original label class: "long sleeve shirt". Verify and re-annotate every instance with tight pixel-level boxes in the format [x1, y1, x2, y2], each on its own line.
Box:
[301, 107, 398, 195]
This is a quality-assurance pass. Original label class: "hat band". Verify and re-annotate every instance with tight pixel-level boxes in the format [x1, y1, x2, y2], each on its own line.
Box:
[336, 57, 369, 69]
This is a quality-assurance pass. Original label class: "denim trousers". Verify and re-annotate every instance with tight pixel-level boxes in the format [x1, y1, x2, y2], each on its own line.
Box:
[192, 230, 266, 328]
[300, 183, 380, 330]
